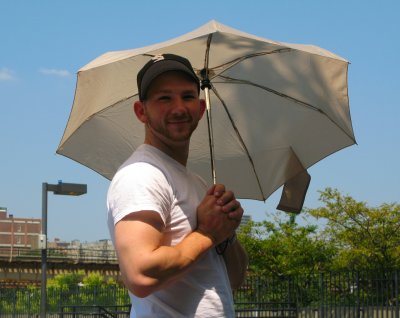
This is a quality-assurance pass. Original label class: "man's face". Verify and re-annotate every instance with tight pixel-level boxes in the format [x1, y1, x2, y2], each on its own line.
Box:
[140, 71, 205, 146]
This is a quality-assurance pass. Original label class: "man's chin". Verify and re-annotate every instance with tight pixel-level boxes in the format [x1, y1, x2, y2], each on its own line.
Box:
[168, 134, 192, 142]
[167, 127, 196, 141]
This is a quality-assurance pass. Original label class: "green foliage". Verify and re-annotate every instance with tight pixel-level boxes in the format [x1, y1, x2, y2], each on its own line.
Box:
[46, 271, 119, 290]
[2, 271, 125, 314]
[39, 271, 124, 312]
[238, 212, 336, 278]
[47, 270, 85, 289]
[83, 272, 105, 287]
[239, 188, 400, 276]
[306, 188, 400, 271]
[0, 285, 130, 315]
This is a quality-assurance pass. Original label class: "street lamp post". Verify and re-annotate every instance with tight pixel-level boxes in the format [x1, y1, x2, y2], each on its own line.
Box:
[40, 181, 87, 318]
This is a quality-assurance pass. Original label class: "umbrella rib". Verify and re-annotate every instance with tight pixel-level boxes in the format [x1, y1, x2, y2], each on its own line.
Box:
[216, 75, 356, 143]
[209, 49, 293, 74]
[203, 34, 213, 70]
[219, 74, 321, 109]
[211, 86, 267, 201]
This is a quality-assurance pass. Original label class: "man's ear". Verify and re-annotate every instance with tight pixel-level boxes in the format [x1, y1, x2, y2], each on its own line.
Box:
[199, 99, 206, 119]
[133, 101, 147, 123]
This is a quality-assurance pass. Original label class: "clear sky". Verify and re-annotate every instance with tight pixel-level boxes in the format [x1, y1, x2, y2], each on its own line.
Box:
[1, 1, 399, 242]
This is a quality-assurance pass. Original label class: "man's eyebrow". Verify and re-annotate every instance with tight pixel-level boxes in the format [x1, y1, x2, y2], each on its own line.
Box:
[181, 89, 197, 94]
[150, 88, 171, 94]
[152, 88, 197, 94]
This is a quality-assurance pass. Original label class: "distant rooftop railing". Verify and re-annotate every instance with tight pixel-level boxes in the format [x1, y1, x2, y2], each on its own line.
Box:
[0, 246, 118, 264]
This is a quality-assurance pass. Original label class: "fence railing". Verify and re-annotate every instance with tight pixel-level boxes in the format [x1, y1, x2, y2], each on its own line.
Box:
[59, 304, 131, 318]
[0, 246, 118, 264]
[1, 270, 400, 317]
[234, 271, 400, 317]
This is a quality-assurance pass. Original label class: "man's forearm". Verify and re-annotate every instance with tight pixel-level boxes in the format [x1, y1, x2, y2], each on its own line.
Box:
[223, 240, 248, 290]
[121, 230, 214, 298]
[149, 230, 215, 274]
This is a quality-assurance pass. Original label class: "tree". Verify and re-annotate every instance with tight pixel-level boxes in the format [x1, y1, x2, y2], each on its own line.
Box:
[306, 188, 400, 271]
[238, 212, 335, 278]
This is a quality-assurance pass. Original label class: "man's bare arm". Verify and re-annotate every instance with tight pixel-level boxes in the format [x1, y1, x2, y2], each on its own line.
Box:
[223, 239, 248, 289]
[114, 184, 240, 298]
[115, 211, 215, 297]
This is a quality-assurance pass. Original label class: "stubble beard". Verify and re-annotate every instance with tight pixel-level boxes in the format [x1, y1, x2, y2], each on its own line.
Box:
[146, 115, 198, 143]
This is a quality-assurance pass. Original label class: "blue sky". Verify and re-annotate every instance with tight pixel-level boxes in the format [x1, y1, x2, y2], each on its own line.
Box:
[1, 1, 399, 242]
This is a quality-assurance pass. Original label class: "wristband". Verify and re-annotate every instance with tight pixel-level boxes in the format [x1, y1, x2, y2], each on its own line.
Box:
[228, 232, 237, 245]
[216, 232, 237, 255]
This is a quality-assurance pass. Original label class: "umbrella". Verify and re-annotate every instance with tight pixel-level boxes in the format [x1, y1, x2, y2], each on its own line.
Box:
[57, 20, 356, 212]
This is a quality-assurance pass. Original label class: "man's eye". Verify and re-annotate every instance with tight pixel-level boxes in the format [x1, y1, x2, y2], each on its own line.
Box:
[183, 95, 195, 100]
[158, 96, 171, 101]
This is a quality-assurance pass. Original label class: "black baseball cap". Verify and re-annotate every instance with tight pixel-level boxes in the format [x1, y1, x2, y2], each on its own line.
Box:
[137, 53, 200, 101]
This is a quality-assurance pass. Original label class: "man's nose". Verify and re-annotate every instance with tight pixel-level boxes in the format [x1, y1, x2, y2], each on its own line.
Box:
[171, 97, 187, 113]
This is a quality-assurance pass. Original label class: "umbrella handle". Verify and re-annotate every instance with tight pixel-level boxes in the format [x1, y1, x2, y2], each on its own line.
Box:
[203, 85, 216, 185]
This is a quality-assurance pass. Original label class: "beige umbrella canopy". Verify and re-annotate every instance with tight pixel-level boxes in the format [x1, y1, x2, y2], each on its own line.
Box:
[57, 20, 355, 211]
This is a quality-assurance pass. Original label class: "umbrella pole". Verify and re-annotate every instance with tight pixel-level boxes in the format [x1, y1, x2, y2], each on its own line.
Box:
[203, 85, 216, 185]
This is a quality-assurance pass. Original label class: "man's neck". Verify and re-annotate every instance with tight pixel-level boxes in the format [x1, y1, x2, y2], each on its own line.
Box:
[144, 139, 189, 166]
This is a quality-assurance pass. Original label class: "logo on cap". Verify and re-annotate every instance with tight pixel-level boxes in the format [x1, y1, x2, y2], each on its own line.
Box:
[151, 54, 165, 63]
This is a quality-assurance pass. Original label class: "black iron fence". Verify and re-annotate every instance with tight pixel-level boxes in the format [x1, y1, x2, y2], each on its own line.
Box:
[59, 305, 131, 318]
[1, 270, 400, 317]
[0, 285, 129, 317]
[234, 270, 400, 317]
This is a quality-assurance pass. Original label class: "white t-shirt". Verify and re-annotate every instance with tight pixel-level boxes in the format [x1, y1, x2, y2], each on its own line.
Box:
[107, 144, 234, 318]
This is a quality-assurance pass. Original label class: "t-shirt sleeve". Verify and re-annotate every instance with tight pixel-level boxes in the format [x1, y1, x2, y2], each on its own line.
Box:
[107, 162, 172, 226]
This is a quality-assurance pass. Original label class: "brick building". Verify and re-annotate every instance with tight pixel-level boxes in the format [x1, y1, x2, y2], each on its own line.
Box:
[0, 207, 41, 250]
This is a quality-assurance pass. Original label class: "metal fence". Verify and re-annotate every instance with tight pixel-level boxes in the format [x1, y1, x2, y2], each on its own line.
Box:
[234, 270, 400, 317]
[58, 305, 131, 318]
[1, 270, 399, 317]
[0, 285, 129, 317]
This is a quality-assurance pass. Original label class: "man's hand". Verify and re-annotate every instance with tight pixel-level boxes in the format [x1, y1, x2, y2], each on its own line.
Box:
[196, 184, 244, 245]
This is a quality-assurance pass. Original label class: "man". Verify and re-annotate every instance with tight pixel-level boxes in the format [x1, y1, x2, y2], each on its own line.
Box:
[107, 54, 248, 317]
